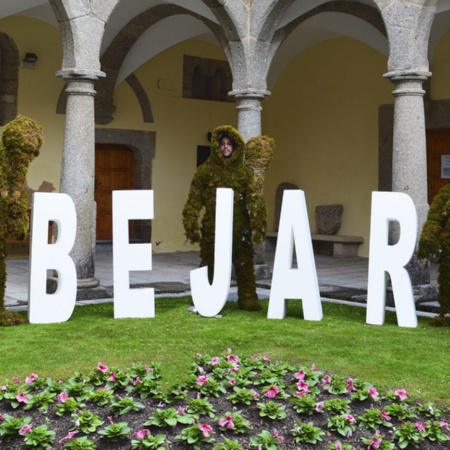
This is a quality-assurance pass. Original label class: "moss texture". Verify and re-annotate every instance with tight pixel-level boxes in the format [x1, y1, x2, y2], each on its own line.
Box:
[418, 183, 450, 325]
[182, 125, 273, 311]
[0, 115, 43, 326]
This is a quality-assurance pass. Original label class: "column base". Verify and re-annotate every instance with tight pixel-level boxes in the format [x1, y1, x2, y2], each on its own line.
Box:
[46, 276, 111, 301]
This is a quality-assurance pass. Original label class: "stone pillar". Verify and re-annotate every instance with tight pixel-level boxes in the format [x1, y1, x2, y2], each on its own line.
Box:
[385, 70, 431, 286]
[230, 89, 270, 141]
[57, 69, 105, 294]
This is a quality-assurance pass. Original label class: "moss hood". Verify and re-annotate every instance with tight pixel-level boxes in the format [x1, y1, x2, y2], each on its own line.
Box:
[208, 125, 245, 168]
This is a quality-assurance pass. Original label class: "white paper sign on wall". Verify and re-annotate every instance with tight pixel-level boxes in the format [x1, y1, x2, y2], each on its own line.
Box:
[113, 190, 154, 319]
[268, 190, 322, 320]
[28, 193, 77, 324]
[366, 191, 418, 328]
[191, 188, 233, 317]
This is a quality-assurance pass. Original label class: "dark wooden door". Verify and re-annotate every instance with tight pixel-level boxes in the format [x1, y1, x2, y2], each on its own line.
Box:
[426, 129, 450, 204]
[95, 144, 135, 240]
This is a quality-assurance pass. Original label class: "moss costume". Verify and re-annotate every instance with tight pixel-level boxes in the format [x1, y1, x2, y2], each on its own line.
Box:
[418, 183, 450, 326]
[182, 125, 267, 311]
[0, 115, 43, 326]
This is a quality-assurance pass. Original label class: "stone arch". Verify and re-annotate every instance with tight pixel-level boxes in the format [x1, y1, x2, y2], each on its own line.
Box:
[94, 4, 224, 124]
[0, 33, 19, 125]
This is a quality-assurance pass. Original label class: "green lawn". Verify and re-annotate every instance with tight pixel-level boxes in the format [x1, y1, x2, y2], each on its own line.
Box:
[1, 298, 449, 408]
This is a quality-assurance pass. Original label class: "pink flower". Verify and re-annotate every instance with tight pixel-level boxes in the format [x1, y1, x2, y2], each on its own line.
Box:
[144, 364, 151, 372]
[107, 372, 116, 382]
[296, 390, 309, 397]
[315, 401, 324, 412]
[428, 405, 435, 416]
[335, 443, 343, 450]
[177, 406, 185, 414]
[197, 375, 209, 386]
[263, 355, 271, 362]
[294, 370, 306, 380]
[134, 429, 151, 439]
[296, 380, 309, 392]
[12, 377, 21, 384]
[133, 377, 141, 386]
[414, 421, 425, 432]
[368, 386, 379, 399]
[218, 415, 235, 429]
[97, 362, 109, 373]
[58, 430, 79, 444]
[19, 424, 32, 435]
[321, 375, 331, 387]
[16, 392, 28, 404]
[380, 410, 391, 421]
[57, 392, 69, 403]
[250, 389, 259, 399]
[197, 366, 204, 374]
[345, 414, 356, 424]
[368, 437, 382, 449]
[395, 389, 408, 401]
[226, 354, 239, 363]
[210, 357, 220, 365]
[346, 378, 356, 392]
[440, 421, 450, 431]
[0, 413, 4, 421]
[0, 385, 7, 391]
[25, 374, 38, 384]
[273, 428, 284, 442]
[198, 423, 213, 437]
[230, 362, 239, 372]
[228, 378, 236, 386]
[264, 385, 279, 398]
[226, 348, 232, 353]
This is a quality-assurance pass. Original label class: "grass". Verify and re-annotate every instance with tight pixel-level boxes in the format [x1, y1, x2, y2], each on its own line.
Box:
[1, 298, 450, 408]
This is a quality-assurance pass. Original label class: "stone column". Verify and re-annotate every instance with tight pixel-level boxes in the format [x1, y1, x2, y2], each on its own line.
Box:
[230, 88, 271, 278]
[385, 69, 431, 286]
[57, 69, 105, 294]
[230, 89, 270, 141]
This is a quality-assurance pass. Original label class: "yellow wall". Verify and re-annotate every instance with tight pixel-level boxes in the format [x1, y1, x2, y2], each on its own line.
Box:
[263, 38, 393, 256]
[0, 16, 66, 193]
[100, 40, 237, 253]
[430, 29, 450, 99]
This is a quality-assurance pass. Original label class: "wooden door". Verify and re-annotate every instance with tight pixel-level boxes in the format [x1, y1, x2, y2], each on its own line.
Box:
[95, 144, 135, 240]
[426, 129, 450, 204]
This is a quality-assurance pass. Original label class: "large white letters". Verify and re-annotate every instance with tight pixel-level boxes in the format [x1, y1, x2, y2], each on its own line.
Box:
[191, 188, 233, 317]
[268, 190, 322, 320]
[28, 193, 77, 324]
[366, 192, 418, 328]
[113, 190, 154, 318]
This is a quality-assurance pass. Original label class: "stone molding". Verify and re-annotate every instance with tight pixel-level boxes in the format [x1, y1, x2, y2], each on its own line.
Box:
[0, 32, 19, 126]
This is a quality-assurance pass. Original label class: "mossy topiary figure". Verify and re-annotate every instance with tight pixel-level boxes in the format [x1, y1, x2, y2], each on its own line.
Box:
[418, 183, 450, 326]
[0, 115, 43, 326]
[182, 125, 270, 311]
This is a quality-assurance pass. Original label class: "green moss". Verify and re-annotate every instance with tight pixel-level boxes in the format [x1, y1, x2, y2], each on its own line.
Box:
[418, 183, 450, 324]
[0, 115, 43, 326]
[182, 126, 275, 311]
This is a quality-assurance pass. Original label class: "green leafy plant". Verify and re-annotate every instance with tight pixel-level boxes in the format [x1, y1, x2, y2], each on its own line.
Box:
[110, 395, 145, 415]
[412, 402, 441, 418]
[143, 407, 193, 427]
[394, 421, 425, 449]
[131, 429, 167, 449]
[216, 411, 251, 434]
[384, 402, 416, 420]
[213, 437, 244, 449]
[88, 388, 114, 406]
[132, 376, 163, 399]
[290, 394, 318, 415]
[291, 420, 324, 444]
[327, 442, 353, 450]
[22, 424, 56, 449]
[197, 377, 227, 397]
[0, 413, 32, 438]
[361, 433, 395, 450]
[71, 410, 104, 434]
[358, 408, 393, 430]
[425, 420, 450, 443]
[323, 398, 351, 415]
[63, 436, 97, 450]
[186, 397, 215, 418]
[98, 422, 131, 441]
[327, 414, 357, 437]
[175, 423, 214, 449]
[227, 387, 259, 405]
[249, 429, 283, 449]
[258, 401, 287, 420]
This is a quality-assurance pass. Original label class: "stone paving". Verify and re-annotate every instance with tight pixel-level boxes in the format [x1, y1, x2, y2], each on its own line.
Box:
[5, 244, 439, 316]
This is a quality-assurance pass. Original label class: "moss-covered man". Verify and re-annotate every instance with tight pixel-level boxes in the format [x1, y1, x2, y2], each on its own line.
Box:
[182, 125, 268, 311]
[0, 115, 43, 326]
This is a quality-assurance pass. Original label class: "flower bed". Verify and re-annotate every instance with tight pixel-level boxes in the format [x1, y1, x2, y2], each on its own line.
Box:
[1, 350, 449, 449]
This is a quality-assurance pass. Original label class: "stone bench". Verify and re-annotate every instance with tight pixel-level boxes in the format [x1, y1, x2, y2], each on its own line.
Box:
[266, 231, 364, 258]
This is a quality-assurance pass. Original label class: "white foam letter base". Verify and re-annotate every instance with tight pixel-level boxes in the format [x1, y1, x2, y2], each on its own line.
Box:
[113, 190, 154, 318]
[268, 190, 322, 320]
[366, 192, 418, 327]
[191, 188, 233, 317]
[28, 193, 77, 324]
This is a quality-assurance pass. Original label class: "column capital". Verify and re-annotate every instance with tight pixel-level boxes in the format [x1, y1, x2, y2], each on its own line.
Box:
[384, 70, 431, 97]
[229, 88, 271, 100]
[56, 69, 106, 81]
